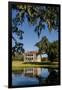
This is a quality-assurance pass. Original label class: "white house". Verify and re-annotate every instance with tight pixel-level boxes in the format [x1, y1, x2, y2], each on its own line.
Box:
[24, 51, 41, 62]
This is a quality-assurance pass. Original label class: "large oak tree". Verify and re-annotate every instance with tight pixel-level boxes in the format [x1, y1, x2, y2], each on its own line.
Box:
[12, 3, 59, 56]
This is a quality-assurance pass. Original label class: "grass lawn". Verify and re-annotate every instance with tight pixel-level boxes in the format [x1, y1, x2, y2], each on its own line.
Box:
[12, 61, 59, 72]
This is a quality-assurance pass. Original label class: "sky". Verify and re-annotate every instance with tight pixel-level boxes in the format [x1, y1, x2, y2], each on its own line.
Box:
[12, 9, 58, 52]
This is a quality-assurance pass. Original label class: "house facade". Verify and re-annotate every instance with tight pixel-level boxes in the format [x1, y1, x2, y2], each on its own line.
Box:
[24, 51, 41, 62]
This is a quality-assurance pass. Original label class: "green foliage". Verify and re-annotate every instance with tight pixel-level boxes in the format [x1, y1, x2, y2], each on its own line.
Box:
[48, 40, 59, 61]
[35, 36, 59, 62]
[12, 4, 59, 58]
[12, 4, 59, 37]
[35, 36, 49, 53]
[12, 53, 24, 61]
[12, 13, 25, 56]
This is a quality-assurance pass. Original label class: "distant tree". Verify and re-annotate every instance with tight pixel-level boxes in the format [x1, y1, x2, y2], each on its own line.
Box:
[48, 40, 59, 61]
[35, 36, 58, 62]
[35, 36, 49, 55]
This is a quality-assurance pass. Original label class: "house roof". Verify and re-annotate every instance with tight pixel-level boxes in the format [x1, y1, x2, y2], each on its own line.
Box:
[24, 51, 38, 55]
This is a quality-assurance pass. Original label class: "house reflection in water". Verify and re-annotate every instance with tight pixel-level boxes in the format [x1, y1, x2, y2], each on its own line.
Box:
[24, 68, 41, 77]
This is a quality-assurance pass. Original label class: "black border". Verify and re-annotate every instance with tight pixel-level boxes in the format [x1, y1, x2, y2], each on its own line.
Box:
[8, 2, 12, 88]
[8, 1, 61, 88]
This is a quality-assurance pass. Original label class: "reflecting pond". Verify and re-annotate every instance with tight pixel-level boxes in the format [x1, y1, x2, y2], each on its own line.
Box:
[12, 68, 60, 87]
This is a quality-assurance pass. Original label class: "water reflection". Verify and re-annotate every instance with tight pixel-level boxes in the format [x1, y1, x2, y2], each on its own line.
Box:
[12, 68, 59, 86]
[45, 69, 60, 85]
[24, 68, 42, 76]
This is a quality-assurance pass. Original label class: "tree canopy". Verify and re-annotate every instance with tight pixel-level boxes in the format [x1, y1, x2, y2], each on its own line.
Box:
[12, 10, 25, 56]
[12, 4, 59, 56]
[35, 36, 59, 62]
[12, 4, 59, 36]
[48, 40, 59, 61]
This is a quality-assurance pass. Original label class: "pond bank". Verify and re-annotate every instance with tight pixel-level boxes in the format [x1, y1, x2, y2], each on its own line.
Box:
[12, 61, 59, 72]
